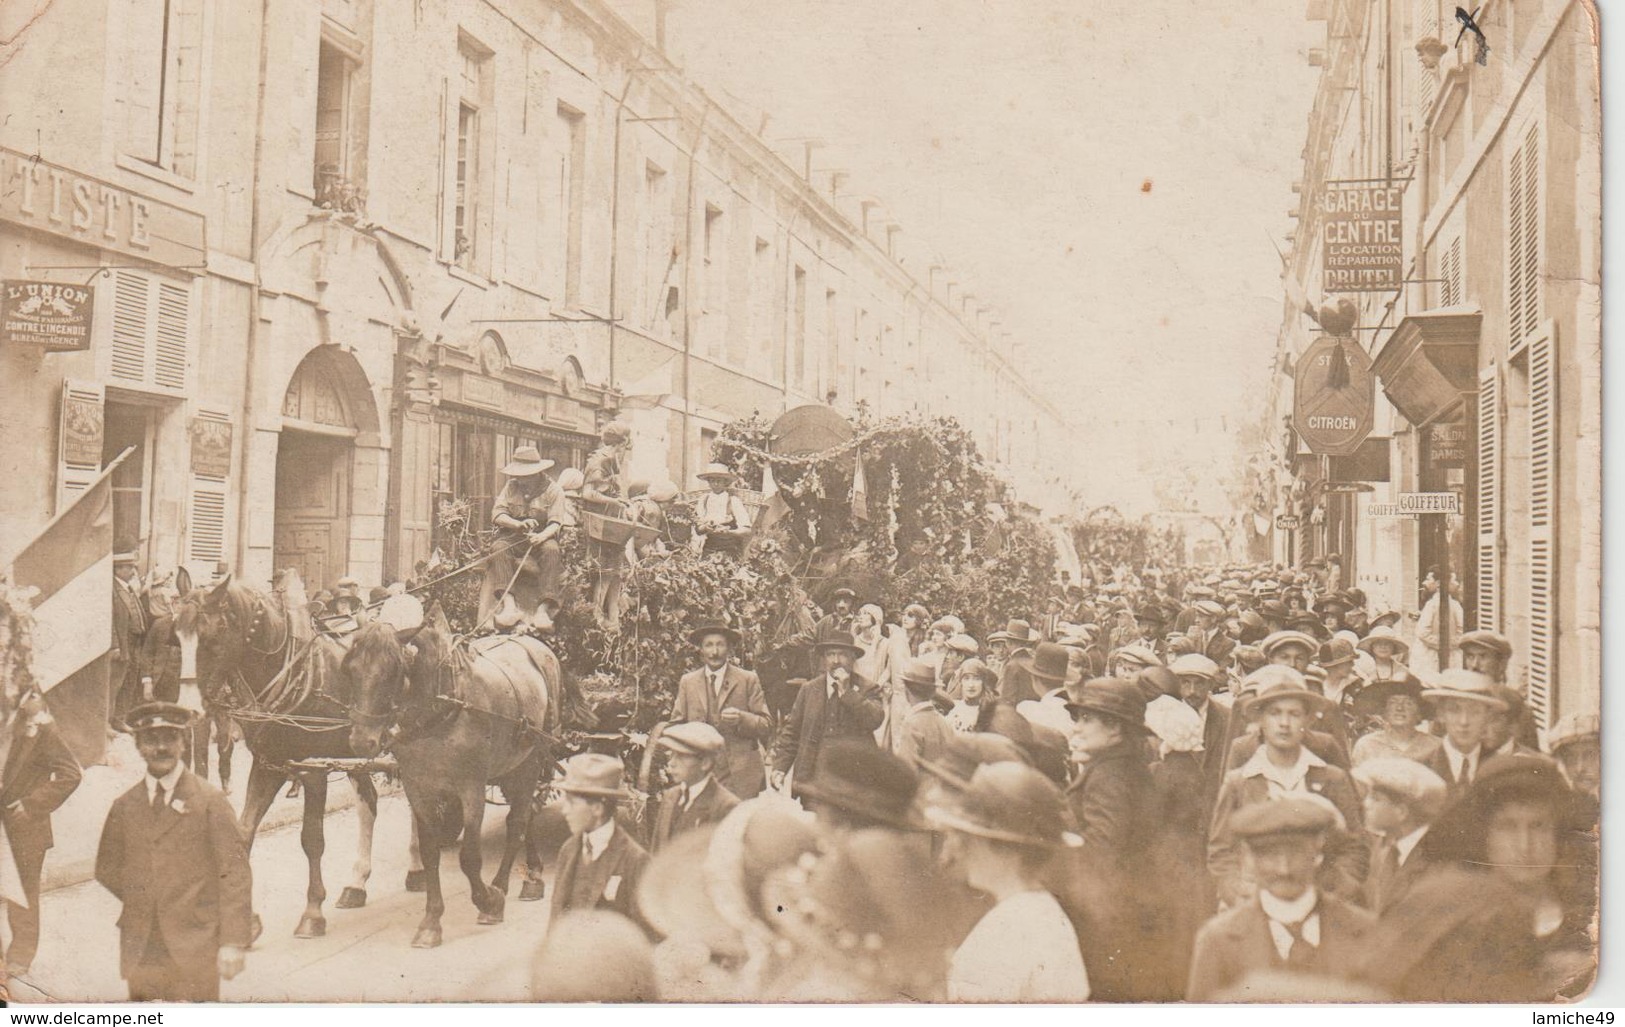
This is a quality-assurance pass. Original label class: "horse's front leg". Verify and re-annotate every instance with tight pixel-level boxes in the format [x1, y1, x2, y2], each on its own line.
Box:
[409, 792, 445, 948]
[458, 779, 502, 925]
[215, 708, 236, 793]
[405, 815, 428, 892]
[295, 770, 331, 938]
[336, 772, 377, 909]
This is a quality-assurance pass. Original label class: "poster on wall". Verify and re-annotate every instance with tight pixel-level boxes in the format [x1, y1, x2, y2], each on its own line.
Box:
[189, 417, 234, 478]
[3, 279, 94, 352]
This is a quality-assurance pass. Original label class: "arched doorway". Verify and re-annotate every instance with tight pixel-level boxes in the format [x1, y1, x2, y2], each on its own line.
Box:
[274, 347, 380, 590]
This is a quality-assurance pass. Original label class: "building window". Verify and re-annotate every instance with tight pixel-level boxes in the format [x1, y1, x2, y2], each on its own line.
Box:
[121, 0, 205, 179]
[751, 237, 774, 375]
[823, 288, 838, 399]
[451, 37, 491, 272]
[792, 266, 808, 391]
[556, 103, 586, 305]
[642, 161, 671, 330]
[103, 403, 153, 548]
[313, 41, 359, 208]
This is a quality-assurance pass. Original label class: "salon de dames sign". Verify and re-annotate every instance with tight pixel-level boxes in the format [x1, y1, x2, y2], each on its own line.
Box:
[0, 147, 206, 269]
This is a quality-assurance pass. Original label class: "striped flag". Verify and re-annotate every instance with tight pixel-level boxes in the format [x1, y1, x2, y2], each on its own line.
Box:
[850, 448, 869, 522]
[3, 451, 129, 765]
[754, 460, 791, 536]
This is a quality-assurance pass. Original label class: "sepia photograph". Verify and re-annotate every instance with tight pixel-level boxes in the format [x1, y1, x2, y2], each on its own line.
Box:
[0, 0, 1604, 1008]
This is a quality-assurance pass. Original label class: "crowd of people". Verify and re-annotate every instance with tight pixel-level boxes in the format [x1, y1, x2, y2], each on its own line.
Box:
[532, 561, 1600, 1003]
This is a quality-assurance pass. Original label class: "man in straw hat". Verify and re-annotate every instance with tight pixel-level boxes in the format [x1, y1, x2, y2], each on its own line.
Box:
[1207, 667, 1366, 909]
[550, 754, 648, 926]
[928, 761, 1089, 1002]
[770, 626, 885, 799]
[95, 702, 251, 1000]
[1420, 668, 1508, 795]
[669, 622, 770, 798]
[1187, 795, 1376, 1002]
[480, 444, 571, 633]
[692, 463, 752, 557]
[650, 723, 739, 853]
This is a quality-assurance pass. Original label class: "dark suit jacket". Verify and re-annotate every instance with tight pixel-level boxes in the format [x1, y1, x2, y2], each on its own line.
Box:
[549, 823, 649, 926]
[670, 664, 771, 798]
[1207, 760, 1368, 907]
[112, 579, 147, 667]
[650, 777, 739, 853]
[1422, 743, 1550, 799]
[1, 703, 82, 854]
[1365, 832, 1435, 915]
[1196, 700, 1233, 808]
[771, 672, 885, 791]
[95, 769, 252, 979]
[997, 649, 1039, 705]
[1186, 893, 1377, 1001]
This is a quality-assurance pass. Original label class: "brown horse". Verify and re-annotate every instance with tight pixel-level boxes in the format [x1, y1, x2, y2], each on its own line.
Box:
[343, 604, 560, 948]
[173, 574, 383, 940]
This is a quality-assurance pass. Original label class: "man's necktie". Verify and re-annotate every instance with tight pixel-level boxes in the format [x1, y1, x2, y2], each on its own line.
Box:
[1279, 917, 1315, 967]
[152, 783, 166, 814]
[677, 785, 690, 812]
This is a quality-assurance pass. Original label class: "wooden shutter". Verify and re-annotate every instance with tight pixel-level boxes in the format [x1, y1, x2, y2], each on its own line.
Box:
[1508, 123, 1542, 352]
[1416, 0, 1441, 113]
[187, 409, 231, 572]
[1526, 327, 1556, 730]
[1475, 365, 1499, 631]
[108, 269, 191, 392]
[57, 379, 106, 514]
[1441, 235, 1463, 306]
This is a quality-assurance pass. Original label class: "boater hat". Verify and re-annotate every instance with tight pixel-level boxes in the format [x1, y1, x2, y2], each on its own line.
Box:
[1421, 669, 1508, 710]
[696, 462, 736, 482]
[502, 445, 556, 477]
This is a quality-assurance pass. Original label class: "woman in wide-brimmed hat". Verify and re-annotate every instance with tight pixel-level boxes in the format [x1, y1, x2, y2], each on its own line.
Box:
[1349, 675, 1440, 767]
[927, 762, 1088, 1002]
[1357, 624, 1412, 683]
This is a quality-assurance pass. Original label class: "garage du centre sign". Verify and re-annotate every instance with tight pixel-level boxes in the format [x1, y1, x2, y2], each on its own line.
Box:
[1321, 181, 1404, 293]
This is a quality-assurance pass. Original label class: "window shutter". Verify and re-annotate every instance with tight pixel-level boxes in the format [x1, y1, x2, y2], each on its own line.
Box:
[1441, 235, 1463, 306]
[1507, 124, 1542, 352]
[187, 409, 231, 573]
[1415, 0, 1440, 112]
[107, 269, 191, 392]
[1526, 327, 1556, 731]
[1475, 366, 1499, 631]
[57, 379, 105, 514]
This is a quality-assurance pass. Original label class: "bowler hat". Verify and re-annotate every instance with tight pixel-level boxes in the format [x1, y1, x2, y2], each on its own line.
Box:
[925, 762, 1082, 849]
[796, 742, 923, 830]
[1026, 642, 1071, 684]
[557, 753, 633, 799]
[688, 621, 742, 649]
[1230, 794, 1344, 838]
[126, 701, 196, 733]
[502, 445, 556, 477]
[810, 624, 865, 658]
[657, 721, 725, 757]
[1063, 677, 1148, 733]
[987, 619, 1037, 645]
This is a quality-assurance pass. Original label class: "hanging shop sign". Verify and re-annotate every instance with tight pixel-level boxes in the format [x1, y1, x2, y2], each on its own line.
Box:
[1321, 482, 1376, 494]
[1293, 334, 1376, 457]
[1320, 181, 1404, 292]
[1397, 491, 1461, 515]
[2, 279, 93, 351]
[1275, 514, 1301, 531]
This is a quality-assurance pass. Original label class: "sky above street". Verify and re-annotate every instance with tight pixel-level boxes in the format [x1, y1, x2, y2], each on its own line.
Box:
[663, 0, 1323, 512]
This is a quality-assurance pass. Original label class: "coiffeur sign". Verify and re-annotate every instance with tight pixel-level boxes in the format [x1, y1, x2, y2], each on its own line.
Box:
[1320, 181, 1403, 292]
[1293, 334, 1375, 457]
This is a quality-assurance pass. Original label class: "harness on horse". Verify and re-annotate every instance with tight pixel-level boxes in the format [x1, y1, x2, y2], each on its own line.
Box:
[397, 637, 561, 750]
[219, 593, 354, 733]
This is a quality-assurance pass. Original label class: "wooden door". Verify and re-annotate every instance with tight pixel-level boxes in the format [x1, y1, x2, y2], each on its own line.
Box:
[274, 431, 351, 591]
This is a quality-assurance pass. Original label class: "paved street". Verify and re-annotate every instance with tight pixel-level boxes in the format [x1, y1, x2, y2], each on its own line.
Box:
[11, 790, 547, 1003]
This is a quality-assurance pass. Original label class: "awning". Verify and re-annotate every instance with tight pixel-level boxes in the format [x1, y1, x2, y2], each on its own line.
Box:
[1372, 306, 1483, 426]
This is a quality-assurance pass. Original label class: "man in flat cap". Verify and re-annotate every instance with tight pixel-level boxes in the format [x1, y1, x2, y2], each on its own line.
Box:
[1351, 758, 1449, 914]
[1458, 630, 1541, 750]
[669, 623, 770, 798]
[1187, 795, 1376, 1002]
[551, 754, 648, 926]
[95, 702, 251, 1001]
[650, 723, 739, 853]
